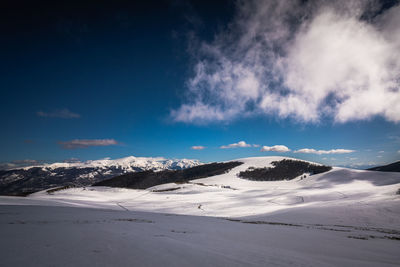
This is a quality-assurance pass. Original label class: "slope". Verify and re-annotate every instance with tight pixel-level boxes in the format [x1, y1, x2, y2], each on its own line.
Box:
[1, 156, 400, 266]
[368, 161, 400, 172]
[23, 156, 400, 227]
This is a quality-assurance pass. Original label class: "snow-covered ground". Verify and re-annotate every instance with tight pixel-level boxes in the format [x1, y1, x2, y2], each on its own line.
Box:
[1, 156, 399, 266]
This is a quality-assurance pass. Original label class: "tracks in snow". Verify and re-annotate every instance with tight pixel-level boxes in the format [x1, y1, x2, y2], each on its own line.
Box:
[225, 218, 400, 241]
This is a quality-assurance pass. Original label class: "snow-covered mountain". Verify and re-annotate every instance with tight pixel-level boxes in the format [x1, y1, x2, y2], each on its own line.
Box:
[1, 156, 399, 266]
[16, 156, 400, 219]
[0, 156, 201, 196]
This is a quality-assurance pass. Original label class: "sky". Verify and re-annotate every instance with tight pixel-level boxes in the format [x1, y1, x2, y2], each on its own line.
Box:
[1, 0, 400, 169]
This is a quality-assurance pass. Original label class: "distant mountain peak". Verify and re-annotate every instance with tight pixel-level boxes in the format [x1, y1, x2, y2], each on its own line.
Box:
[0, 156, 202, 196]
[16, 156, 201, 171]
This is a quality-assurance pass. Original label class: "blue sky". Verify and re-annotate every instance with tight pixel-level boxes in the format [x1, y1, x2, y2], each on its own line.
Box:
[1, 0, 400, 169]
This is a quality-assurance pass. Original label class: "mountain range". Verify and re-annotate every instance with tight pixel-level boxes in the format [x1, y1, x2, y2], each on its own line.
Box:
[0, 156, 201, 196]
[1, 156, 399, 266]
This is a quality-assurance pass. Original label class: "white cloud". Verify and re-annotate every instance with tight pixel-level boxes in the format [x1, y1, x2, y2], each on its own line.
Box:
[58, 139, 118, 149]
[191, 146, 206, 150]
[37, 108, 80, 119]
[378, 150, 385, 153]
[294, 148, 355, 155]
[260, 145, 290, 152]
[172, 0, 400, 124]
[377, 155, 383, 158]
[220, 141, 252, 149]
[398, 150, 400, 154]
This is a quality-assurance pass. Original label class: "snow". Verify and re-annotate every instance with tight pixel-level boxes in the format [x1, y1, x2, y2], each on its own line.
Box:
[16, 155, 201, 171]
[0, 173, 23, 184]
[1, 156, 399, 266]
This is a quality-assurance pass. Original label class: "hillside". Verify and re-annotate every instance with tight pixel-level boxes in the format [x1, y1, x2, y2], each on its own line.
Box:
[368, 161, 400, 172]
[25, 156, 400, 218]
[93, 161, 243, 189]
[0, 156, 201, 196]
[1, 156, 399, 266]
[238, 159, 332, 181]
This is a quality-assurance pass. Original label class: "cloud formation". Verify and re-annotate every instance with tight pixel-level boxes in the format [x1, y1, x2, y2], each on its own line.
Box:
[191, 146, 206, 150]
[344, 161, 378, 169]
[294, 148, 355, 154]
[173, 0, 400, 124]
[58, 139, 118, 149]
[0, 159, 41, 170]
[260, 145, 290, 152]
[63, 158, 81, 163]
[220, 141, 252, 149]
[37, 108, 81, 119]
[11, 159, 40, 165]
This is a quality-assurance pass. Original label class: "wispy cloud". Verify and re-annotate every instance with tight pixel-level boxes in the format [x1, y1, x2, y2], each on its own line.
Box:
[388, 135, 400, 143]
[378, 150, 385, 153]
[0, 159, 41, 170]
[58, 139, 118, 149]
[63, 158, 81, 163]
[220, 141, 253, 149]
[343, 161, 378, 169]
[172, 0, 400, 124]
[294, 148, 355, 155]
[0, 163, 17, 170]
[191, 146, 206, 150]
[37, 108, 80, 119]
[260, 145, 290, 153]
[12, 159, 40, 165]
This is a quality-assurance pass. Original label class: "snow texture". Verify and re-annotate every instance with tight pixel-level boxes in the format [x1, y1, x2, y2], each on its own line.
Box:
[1, 156, 399, 266]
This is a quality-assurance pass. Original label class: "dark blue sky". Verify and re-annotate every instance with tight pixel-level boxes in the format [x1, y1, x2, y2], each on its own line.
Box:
[1, 0, 399, 168]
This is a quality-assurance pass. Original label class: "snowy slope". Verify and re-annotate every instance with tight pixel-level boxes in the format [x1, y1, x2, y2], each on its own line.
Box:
[1, 156, 399, 266]
[1, 205, 399, 267]
[21, 156, 400, 226]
